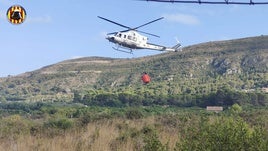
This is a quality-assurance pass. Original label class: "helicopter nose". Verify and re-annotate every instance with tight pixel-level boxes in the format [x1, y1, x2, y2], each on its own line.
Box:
[106, 36, 115, 42]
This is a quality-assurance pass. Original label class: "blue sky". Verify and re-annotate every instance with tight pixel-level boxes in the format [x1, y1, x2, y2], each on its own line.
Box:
[0, 0, 268, 77]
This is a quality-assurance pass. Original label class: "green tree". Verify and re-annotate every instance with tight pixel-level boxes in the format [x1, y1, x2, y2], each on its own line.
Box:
[229, 103, 243, 115]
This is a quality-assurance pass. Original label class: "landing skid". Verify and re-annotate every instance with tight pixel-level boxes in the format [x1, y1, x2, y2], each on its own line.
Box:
[112, 45, 133, 54]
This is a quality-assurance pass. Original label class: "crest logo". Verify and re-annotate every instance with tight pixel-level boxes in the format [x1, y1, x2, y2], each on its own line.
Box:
[7, 5, 27, 25]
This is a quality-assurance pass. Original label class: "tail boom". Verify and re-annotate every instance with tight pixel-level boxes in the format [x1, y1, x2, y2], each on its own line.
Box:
[145, 42, 182, 52]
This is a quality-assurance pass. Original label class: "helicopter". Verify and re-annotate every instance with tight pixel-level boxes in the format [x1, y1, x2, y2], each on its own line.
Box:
[98, 16, 182, 54]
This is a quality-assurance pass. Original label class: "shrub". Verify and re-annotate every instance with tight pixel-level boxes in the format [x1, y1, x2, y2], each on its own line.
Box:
[125, 108, 144, 119]
[142, 126, 169, 151]
[176, 116, 268, 151]
[44, 118, 73, 131]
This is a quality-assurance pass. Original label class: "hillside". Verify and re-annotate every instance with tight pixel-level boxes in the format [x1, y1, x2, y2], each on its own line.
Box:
[0, 35, 267, 106]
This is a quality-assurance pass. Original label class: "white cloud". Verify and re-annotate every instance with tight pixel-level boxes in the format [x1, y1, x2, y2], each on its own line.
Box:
[71, 56, 84, 59]
[0, 0, 11, 5]
[163, 13, 200, 25]
[26, 15, 52, 24]
[0, 10, 5, 20]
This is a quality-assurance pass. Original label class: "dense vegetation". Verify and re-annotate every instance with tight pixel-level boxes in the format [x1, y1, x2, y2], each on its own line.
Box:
[72, 85, 268, 108]
[0, 103, 267, 150]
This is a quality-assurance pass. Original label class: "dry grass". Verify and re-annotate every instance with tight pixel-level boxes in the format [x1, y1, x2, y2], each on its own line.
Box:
[0, 116, 180, 151]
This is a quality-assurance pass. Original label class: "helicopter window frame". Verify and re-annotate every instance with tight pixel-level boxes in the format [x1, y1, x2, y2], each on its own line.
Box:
[128, 35, 132, 40]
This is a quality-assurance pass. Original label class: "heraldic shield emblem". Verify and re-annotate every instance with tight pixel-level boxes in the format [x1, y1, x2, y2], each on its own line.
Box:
[7, 5, 27, 25]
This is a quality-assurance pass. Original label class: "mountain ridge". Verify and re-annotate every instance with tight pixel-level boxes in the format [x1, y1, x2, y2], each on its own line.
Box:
[0, 35, 267, 103]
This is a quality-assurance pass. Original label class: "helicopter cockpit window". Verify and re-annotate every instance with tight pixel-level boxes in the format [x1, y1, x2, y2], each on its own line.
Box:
[118, 33, 122, 37]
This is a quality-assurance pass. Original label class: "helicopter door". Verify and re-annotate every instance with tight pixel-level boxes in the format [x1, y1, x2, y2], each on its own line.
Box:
[127, 35, 137, 42]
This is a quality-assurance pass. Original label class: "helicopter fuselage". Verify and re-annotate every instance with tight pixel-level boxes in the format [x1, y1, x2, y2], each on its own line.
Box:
[106, 30, 148, 49]
[106, 30, 180, 52]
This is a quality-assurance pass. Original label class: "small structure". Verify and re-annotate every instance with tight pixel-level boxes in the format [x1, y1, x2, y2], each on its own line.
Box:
[261, 87, 268, 93]
[206, 106, 223, 113]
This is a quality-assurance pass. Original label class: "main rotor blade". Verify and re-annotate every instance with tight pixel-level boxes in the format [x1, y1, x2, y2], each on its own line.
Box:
[137, 30, 160, 38]
[139, 0, 268, 5]
[107, 29, 130, 35]
[98, 16, 131, 29]
[109, 29, 160, 38]
[134, 17, 164, 30]
[107, 32, 117, 35]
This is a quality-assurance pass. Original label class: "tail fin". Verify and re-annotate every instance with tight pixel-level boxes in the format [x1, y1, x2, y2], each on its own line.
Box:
[172, 43, 182, 52]
[162, 42, 182, 52]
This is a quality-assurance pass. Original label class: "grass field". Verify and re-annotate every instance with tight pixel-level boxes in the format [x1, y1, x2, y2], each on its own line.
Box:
[0, 105, 267, 151]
